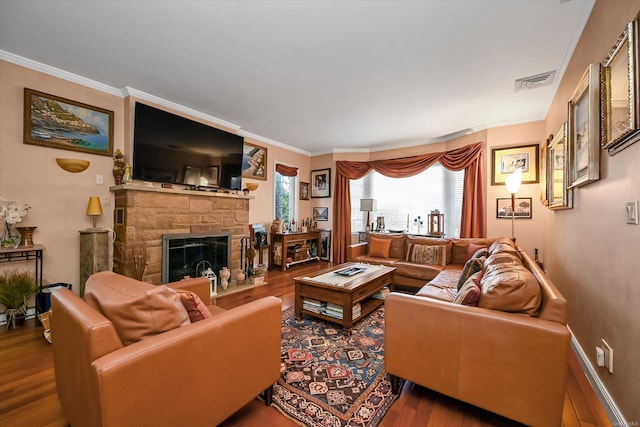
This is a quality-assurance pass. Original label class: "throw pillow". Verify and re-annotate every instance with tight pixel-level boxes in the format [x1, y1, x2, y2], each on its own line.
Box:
[454, 272, 481, 306]
[465, 243, 486, 263]
[175, 290, 211, 322]
[456, 256, 485, 290]
[369, 237, 392, 258]
[84, 275, 190, 346]
[406, 243, 447, 266]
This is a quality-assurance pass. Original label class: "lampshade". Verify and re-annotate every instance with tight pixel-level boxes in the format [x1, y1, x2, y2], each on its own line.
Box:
[360, 199, 377, 212]
[86, 196, 103, 229]
[506, 168, 523, 194]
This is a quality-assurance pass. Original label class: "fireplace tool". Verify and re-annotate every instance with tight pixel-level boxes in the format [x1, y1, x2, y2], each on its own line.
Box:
[240, 236, 255, 276]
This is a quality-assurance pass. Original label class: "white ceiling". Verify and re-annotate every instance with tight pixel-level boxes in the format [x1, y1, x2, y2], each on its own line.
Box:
[0, 0, 595, 155]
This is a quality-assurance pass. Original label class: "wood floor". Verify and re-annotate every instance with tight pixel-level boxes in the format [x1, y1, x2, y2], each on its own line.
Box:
[0, 261, 611, 427]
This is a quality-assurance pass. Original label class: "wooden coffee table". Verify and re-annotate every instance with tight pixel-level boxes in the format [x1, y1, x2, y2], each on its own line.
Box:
[293, 263, 395, 328]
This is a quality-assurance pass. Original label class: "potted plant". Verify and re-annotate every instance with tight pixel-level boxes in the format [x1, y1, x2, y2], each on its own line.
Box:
[250, 264, 267, 285]
[0, 269, 38, 329]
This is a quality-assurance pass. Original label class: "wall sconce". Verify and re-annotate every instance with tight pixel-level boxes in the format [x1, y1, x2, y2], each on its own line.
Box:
[506, 168, 523, 241]
[86, 196, 103, 229]
[360, 199, 377, 231]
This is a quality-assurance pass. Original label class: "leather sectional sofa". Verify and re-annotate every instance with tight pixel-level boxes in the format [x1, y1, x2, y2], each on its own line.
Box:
[51, 271, 282, 427]
[348, 234, 571, 427]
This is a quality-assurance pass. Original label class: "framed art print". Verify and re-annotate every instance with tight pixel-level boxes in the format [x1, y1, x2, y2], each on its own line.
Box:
[546, 123, 573, 210]
[491, 144, 539, 185]
[23, 88, 114, 156]
[313, 207, 329, 221]
[311, 168, 331, 198]
[299, 182, 310, 200]
[568, 64, 600, 188]
[242, 142, 267, 180]
[601, 18, 640, 155]
[496, 197, 532, 219]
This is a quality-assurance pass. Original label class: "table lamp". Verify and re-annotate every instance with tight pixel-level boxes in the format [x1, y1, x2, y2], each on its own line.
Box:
[360, 199, 377, 231]
[86, 196, 103, 229]
[506, 168, 522, 241]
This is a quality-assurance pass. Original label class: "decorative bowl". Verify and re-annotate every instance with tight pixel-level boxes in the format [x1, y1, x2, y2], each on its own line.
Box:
[245, 182, 259, 191]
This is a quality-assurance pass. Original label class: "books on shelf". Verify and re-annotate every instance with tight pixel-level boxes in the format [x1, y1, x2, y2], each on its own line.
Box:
[303, 298, 326, 314]
[324, 302, 361, 320]
[371, 286, 391, 300]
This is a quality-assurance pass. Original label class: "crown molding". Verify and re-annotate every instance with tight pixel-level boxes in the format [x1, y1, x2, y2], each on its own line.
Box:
[237, 129, 310, 156]
[122, 87, 241, 132]
[0, 50, 123, 96]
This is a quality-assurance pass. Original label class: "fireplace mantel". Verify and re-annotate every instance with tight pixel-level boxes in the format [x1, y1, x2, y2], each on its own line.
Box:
[111, 184, 251, 284]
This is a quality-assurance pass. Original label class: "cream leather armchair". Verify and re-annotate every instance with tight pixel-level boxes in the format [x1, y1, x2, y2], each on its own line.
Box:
[51, 272, 282, 427]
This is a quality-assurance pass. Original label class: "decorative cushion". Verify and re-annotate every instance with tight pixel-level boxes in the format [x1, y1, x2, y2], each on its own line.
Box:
[479, 257, 541, 316]
[369, 236, 392, 258]
[454, 272, 482, 306]
[406, 236, 452, 264]
[471, 247, 489, 259]
[84, 275, 190, 346]
[451, 238, 494, 265]
[456, 256, 485, 290]
[406, 243, 447, 266]
[465, 243, 486, 263]
[175, 290, 211, 322]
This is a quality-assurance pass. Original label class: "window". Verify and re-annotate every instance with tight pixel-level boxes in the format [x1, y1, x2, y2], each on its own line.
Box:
[351, 163, 464, 237]
[274, 168, 297, 227]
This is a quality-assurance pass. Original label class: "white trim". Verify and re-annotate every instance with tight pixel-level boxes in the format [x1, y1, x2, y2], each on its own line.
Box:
[569, 327, 626, 426]
[122, 87, 241, 132]
[0, 50, 123, 96]
[239, 130, 310, 156]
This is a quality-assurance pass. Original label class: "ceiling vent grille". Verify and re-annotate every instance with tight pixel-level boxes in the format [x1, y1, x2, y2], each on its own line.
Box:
[514, 70, 557, 92]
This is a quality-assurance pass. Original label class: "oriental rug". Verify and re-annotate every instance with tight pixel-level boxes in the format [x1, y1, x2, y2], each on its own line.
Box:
[273, 306, 402, 427]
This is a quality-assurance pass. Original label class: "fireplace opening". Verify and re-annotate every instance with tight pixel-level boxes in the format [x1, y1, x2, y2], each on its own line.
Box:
[162, 232, 231, 283]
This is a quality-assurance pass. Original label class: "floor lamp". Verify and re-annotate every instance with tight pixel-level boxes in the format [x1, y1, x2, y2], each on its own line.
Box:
[505, 168, 522, 242]
[360, 199, 377, 232]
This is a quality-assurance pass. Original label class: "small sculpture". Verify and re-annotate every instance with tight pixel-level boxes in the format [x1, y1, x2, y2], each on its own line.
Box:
[113, 149, 125, 185]
[219, 267, 231, 290]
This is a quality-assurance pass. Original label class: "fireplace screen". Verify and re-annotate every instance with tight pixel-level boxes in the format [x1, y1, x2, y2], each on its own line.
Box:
[162, 232, 231, 283]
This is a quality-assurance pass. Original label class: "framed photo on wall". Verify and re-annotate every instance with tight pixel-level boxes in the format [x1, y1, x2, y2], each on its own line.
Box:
[299, 182, 310, 200]
[491, 144, 539, 185]
[568, 64, 600, 188]
[601, 18, 640, 155]
[311, 168, 331, 198]
[313, 207, 329, 221]
[23, 88, 114, 156]
[242, 142, 267, 180]
[320, 229, 331, 261]
[496, 197, 532, 219]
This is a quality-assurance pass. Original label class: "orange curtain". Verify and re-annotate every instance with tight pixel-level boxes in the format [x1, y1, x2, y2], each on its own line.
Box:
[333, 141, 485, 263]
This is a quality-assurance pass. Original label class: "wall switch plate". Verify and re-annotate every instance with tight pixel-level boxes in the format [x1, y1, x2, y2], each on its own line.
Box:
[626, 201, 638, 224]
[602, 339, 613, 373]
[96, 174, 104, 185]
[596, 346, 605, 366]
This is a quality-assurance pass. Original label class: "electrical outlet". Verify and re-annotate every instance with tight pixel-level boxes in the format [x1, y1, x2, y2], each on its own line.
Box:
[602, 339, 613, 373]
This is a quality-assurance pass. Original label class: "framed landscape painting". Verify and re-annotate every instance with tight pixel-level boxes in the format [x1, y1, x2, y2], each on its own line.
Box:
[496, 197, 532, 219]
[491, 144, 539, 185]
[313, 207, 329, 221]
[23, 88, 114, 156]
[242, 142, 267, 180]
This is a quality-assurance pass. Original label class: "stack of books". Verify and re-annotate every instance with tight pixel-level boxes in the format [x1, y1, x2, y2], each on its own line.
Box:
[303, 298, 326, 314]
[371, 286, 391, 300]
[325, 302, 361, 320]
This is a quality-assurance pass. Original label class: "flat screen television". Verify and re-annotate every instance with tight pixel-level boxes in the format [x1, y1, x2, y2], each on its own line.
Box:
[132, 102, 243, 190]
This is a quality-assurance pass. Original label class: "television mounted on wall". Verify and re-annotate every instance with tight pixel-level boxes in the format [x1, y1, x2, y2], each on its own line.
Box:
[132, 102, 243, 190]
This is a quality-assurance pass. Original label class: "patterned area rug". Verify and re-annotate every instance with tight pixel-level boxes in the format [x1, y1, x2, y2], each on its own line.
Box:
[274, 306, 402, 427]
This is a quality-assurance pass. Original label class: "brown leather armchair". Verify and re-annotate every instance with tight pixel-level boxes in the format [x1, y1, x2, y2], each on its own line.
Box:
[51, 272, 282, 427]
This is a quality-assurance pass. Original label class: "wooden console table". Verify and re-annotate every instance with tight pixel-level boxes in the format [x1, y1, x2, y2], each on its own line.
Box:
[270, 231, 321, 271]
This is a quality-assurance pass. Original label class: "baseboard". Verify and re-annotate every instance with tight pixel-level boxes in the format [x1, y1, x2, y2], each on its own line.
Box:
[569, 328, 627, 425]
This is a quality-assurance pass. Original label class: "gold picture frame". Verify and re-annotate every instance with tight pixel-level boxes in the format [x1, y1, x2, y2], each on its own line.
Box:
[546, 123, 573, 210]
[601, 17, 640, 155]
[491, 144, 539, 185]
[242, 142, 267, 180]
[568, 64, 600, 188]
[299, 182, 310, 200]
[23, 88, 114, 156]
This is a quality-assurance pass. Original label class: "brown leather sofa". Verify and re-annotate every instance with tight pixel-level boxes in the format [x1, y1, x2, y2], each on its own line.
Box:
[383, 239, 571, 427]
[347, 233, 495, 290]
[51, 271, 282, 427]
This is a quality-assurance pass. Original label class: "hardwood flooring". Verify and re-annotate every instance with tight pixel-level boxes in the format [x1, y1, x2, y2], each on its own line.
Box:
[0, 262, 610, 426]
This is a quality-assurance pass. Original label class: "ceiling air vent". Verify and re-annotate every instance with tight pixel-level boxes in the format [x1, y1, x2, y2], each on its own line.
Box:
[514, 70, 557, 92]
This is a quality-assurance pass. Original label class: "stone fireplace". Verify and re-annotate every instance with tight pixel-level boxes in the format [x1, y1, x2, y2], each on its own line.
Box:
[112, 184, 250, 284]
[162, 231, 231, 283]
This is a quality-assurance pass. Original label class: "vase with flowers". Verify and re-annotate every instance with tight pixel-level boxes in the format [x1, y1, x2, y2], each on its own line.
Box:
[1, 197, 31, 249]
[250, 264, 267, 285]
